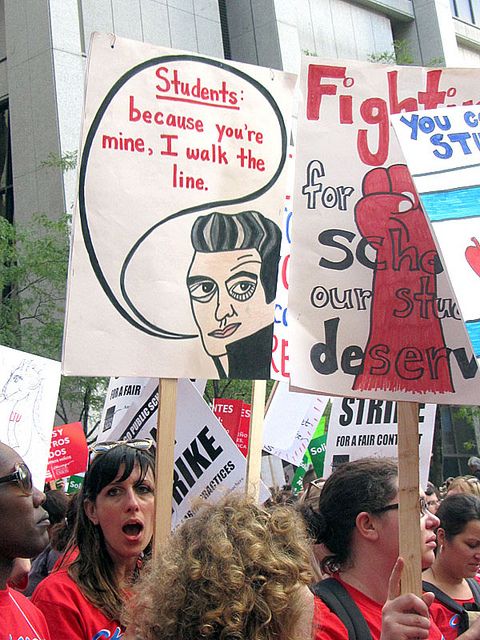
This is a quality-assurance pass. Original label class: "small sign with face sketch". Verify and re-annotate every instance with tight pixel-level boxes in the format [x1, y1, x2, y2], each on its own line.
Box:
[0, 345, 61, 488]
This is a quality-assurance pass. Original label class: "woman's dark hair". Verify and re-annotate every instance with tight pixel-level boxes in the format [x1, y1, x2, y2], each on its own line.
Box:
[310, 458, 398, 574]
[190, 211, 281, 303]
[67, 444, 155, 621]
[437, 493, 480, 540]
[43, 489, 69, 526]
[50, 492, 80, 553]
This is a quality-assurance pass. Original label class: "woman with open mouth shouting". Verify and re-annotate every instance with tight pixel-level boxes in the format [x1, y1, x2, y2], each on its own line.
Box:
[32, 439, 155, 640]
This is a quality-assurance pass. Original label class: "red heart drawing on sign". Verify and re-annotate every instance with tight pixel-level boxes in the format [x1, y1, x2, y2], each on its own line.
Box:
[465, 237, 480, 276]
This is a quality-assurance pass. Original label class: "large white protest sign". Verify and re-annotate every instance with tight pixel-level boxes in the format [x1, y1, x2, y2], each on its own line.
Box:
[263, 382, 329, 465]
[324, 397, 436, 488]
[392, 105, 480, 365]
[62, 34, 297, 380]
[288, 58, 480, 403]
[97, 378, 269, 527]
[0, 345, 61, 487]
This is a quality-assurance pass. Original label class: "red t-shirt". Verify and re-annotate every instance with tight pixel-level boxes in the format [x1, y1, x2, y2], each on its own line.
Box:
[313, 576, 445, 640]
[31, 569, 124, 640]
[0, 586, 51, 640]
[428, 576, 480, 640]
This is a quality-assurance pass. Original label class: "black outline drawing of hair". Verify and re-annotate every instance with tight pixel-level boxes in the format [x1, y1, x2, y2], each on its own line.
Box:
[190, 210, 281, 303]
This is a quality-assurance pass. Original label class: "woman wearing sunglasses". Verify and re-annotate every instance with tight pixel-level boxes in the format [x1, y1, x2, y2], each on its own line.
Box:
[32, 440, 155, 639]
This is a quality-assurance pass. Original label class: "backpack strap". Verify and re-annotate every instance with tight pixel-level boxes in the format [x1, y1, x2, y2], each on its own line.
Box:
[467, 578, 480, 606]
[311, 578, 373, 640]
[422, 580, 468, 634]
[422, 581, 464, 614]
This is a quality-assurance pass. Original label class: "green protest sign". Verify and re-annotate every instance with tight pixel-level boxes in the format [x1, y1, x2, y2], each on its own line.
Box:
[67, 474, 84, 494]
[291, 416, 327, 494]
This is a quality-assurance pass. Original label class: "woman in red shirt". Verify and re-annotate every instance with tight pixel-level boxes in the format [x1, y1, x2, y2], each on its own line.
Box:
[423, 493, 480, 639]
[307, 457, 447, 640]
[32, 440, 155, 640]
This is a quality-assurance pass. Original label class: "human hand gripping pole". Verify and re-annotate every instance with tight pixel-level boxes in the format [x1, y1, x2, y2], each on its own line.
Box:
[381, 558, 434, 640]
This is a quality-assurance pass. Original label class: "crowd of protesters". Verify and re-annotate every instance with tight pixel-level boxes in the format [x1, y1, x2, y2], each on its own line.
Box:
[3, 440, 480, 640]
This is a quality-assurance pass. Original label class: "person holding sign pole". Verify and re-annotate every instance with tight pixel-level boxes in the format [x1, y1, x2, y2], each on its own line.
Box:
[32, 440, 155, 640]
[308, 458, 453, 640]
[423, 494, 480, 639]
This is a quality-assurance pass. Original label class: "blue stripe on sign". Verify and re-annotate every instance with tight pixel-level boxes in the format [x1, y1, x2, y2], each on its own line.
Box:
[421, 186, 480, 223]
[466, 319, 480, 357]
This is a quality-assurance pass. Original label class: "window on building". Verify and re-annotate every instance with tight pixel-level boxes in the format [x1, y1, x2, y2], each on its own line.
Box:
[450, 0, 480, 25]
[0, 103, 13, 223]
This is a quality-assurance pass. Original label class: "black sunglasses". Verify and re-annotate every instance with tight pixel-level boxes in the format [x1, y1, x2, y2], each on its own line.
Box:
[0, 462, 33, 495]
[88, 439, 154, 464]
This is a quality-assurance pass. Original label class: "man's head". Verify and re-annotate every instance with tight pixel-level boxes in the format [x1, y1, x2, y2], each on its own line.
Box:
[468, 457, 480, 472]
[187, 211, 281, 357]
[0, 443, 49, 563]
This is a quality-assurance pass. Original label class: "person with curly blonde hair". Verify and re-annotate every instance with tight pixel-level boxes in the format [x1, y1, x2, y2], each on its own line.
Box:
[123, 493, 314, 640]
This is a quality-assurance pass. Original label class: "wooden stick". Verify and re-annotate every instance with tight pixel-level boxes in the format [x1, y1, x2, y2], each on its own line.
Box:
[397, 401, 422, 596]
[264, 380, 279, 415]
[246, 379, 267, 500]
[153, 378, 177, 559]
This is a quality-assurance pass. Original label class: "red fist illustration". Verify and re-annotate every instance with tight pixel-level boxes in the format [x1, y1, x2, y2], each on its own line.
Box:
[353, 164, 453, 394]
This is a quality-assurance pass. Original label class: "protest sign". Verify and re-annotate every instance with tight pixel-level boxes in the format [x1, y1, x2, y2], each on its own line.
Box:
[62, 33, 297, 380]
[272, 148, 294, 380]
[237, 402, 251, 456]
[263, 381, 328, 465]
[213, 398, 244, 436]
[391, 105, 480, 363]
[308, 415, 328, 477]
[324, 398, 436, 487]
[290, 416, 327, 494]
[212, 397, 250, 456]
[0, 345, 61, 487]
[98, 376, 153, 439]
[67, 474, 84, 494]
[261, 454, 286, 489]
[288, 58, 480, 403]
[97, 378, 268, 526]
[46, 422, 88, 482]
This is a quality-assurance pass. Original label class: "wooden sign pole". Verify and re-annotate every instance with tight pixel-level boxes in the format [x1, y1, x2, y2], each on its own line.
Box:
[265, 380, 279, 415]
[153, 377, 177, 560]
[245, 379, 267, 500]
[397, 400, 422, 596]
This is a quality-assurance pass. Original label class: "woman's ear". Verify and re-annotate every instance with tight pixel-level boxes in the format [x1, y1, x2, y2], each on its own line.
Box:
[84, 498, 99, 525]
[355, 511, 380, 541]
[436, 527, 446, 547]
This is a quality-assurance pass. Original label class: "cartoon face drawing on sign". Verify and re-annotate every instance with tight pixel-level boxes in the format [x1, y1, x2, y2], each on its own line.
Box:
[187, 211, 281, 379]
[0, 359, 45, 456]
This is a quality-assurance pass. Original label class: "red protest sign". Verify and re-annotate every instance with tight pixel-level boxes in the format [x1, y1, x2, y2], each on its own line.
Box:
[46, 422, 88, 482]
[213, 398, 250, 457]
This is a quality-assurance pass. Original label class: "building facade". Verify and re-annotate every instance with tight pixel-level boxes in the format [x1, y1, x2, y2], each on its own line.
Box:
[1, 0, 479, 471]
